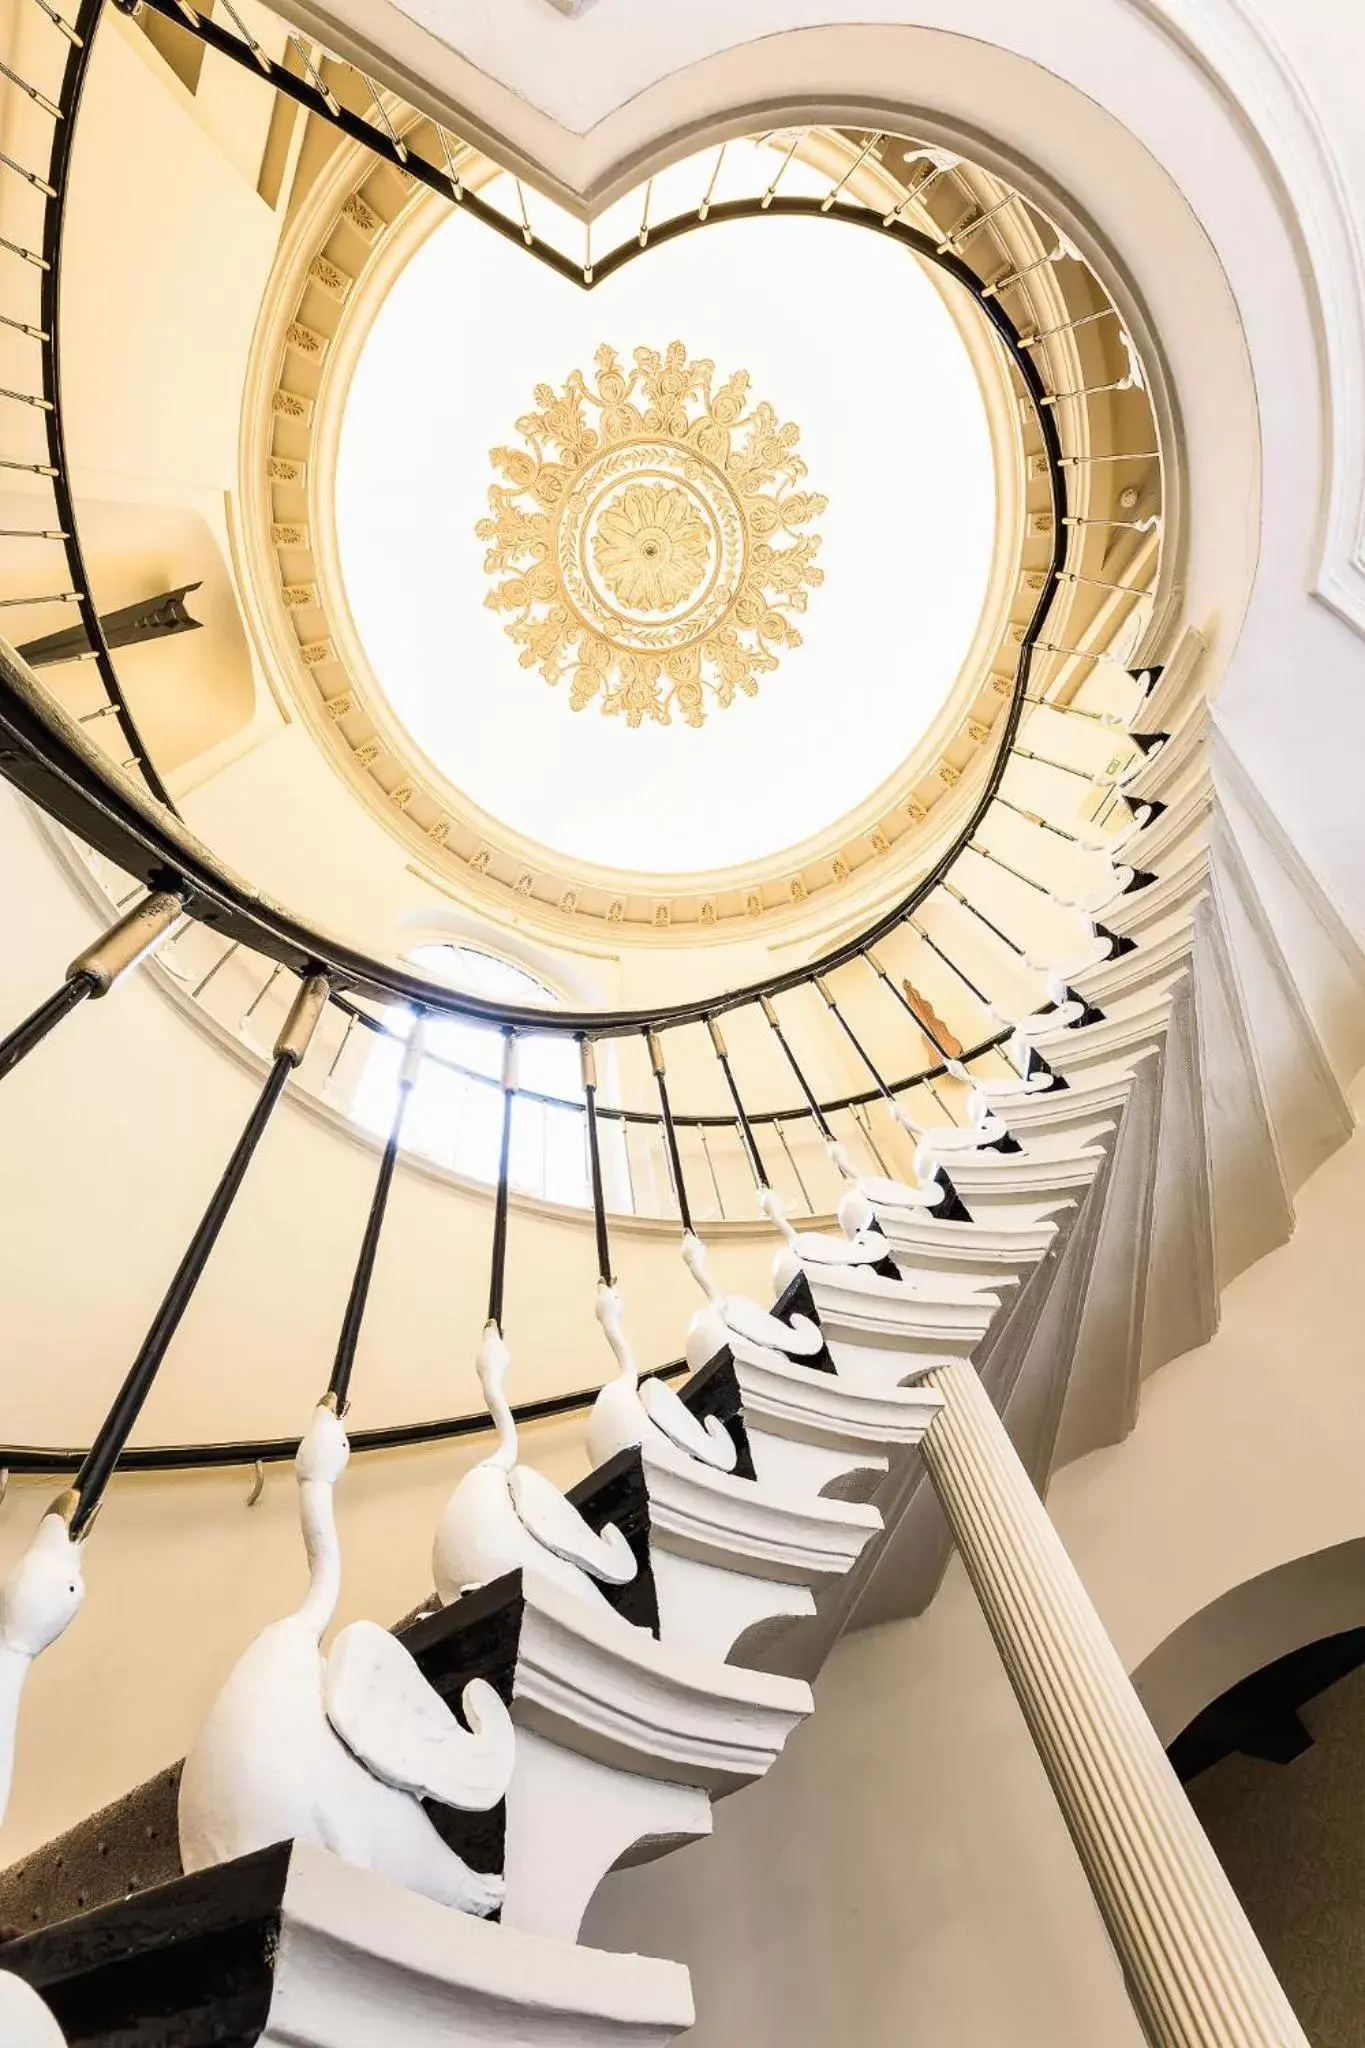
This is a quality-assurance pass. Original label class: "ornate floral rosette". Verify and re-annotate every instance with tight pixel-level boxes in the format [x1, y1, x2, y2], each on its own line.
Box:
[477, 342, 826, 728]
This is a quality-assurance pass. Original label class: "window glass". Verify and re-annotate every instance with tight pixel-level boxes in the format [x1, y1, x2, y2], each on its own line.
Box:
[348, 941, 589, 1202]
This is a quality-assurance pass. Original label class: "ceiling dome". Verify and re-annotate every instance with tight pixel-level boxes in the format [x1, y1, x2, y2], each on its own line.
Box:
[330, 146, 1004, 881]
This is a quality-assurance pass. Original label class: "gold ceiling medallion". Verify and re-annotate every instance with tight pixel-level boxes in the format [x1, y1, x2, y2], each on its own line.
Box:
[477, 342, 826, 728]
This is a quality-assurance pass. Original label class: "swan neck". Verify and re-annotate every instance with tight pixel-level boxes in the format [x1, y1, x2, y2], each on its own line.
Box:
[296, 1477, 341, 1636]
[602, 1317, 638, 1390]
[0, 1644, 32, 1828]
[683, 1234, 721, 1306]
[486, 1377, 518, 1473]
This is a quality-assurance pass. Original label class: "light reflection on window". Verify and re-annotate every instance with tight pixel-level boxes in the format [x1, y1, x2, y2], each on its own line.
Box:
[349, 941, 603, 1205]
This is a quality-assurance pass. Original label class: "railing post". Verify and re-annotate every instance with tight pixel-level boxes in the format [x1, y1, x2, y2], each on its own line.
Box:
[487, 1030, 516, 1331]
[706, 1013, 770, 1194]
[328, 1014, 424, 1408]
[645, 1028, 694, 1233]
[0, 889, 184, 1083]
[579, 1036, 613, 1286]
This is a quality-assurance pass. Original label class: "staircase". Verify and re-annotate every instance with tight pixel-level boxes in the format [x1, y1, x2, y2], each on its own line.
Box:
[0, 601, 1359, 2043]
[0, 5, 1362, 2038]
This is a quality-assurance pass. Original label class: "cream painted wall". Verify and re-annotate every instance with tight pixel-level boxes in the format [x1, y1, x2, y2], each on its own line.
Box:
[62, 14, 279, 497]
[584, 1072, 1365, 2043]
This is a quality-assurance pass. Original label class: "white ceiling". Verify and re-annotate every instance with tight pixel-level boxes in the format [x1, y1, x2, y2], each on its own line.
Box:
[335, 142, 997, 878]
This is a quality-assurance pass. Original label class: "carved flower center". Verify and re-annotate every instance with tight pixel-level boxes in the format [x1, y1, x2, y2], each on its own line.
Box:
[590, 484, 712, 612]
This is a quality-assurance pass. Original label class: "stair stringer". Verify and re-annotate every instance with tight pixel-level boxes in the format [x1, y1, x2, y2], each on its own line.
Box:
[838, 1147, 1116, 1637]
[1209, 803, 1356, 1192]
[1137, 971, 1220, 1377]
[1213, 724, 1365, 1088]
[1051, 1049, 1162, 1466]
[1191, 888, 1295, 1288]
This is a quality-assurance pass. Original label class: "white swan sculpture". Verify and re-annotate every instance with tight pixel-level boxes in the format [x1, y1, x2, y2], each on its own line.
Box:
[895, 1096, 1014, 1160]
[757, 1185, 899, 1274]
[588, 1281, 737, 1473]
[0, 1505, 85, 1832]
[179, 1400, 513, 1918]
[0, 1975, 66, 2048]
[433, 1325, 639, 1615]
[681, 1229, 827, 1358]
[823, 1132, 953, 1215]
[946, 1029, 1062, 1100]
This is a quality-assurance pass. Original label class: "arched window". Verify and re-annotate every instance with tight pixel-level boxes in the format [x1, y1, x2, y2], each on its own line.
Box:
[349, 941, 589, 1201]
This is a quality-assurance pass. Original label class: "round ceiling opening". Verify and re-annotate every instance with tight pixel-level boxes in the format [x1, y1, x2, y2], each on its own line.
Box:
[334, 145, 1001, 878]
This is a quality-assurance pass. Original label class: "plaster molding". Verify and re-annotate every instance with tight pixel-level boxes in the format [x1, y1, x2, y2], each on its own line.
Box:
[871, 1205, 1055, 1274]
[730, 1341, 945, 1450]
[638, 1435, 882, 1584]
[509, 1573, 813, 1792]
[263, 1840, 696, 2044]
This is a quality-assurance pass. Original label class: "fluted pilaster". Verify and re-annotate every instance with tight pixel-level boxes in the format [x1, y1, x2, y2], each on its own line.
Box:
[921, 1357, 1307, 2048]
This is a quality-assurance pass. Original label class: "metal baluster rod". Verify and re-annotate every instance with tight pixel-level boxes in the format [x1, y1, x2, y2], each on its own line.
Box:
[707, 1014, 770, 1193]
[0, 889, 184, 1083]
[328, 1016, 425, 1407]
[486, 1031, 516, 1331]
[943, 879, 1036, 965]
[647, 1029, 694, 1234]
[67, 975, 329, 1535]
[759, 994, 834, 1138]
[581, 1038, 614, 1285]
[814, 976, 896, 1101]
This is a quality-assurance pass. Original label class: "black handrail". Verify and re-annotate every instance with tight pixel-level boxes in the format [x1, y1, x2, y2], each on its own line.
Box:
[0, 1359, 690, 1476]
[41, 0, 173, 807]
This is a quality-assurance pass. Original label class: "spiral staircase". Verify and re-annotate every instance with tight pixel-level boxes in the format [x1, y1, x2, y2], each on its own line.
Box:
[0, 3, 1360, 2044]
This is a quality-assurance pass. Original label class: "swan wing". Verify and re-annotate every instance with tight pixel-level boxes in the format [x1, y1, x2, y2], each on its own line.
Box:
[325, 1619, 515, 1812]
[725, 1296, 825, 1356]
[508, 1465, 638, 1585]
[640, 1378, 738, 1471]
[791, 1229, 889, 1267]
[859, 1175, 942, 1211]
[0, 1974, 68, 2048]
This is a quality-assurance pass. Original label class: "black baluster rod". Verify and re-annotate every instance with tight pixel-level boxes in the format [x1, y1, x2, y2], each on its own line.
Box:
[646, 1029, 695, 1235]
[580, 1038, 614, 1286]
[759, 995, 834, 1139]
[909, 915, 998, 1014]
[650, 1032, 695, 1220]
[967, 838, 1060, 902]
[943, 879, 1034, 964]
[66, 974, 330, 1537]
[707, 1014, 771, 1192]
[486, 1030, 516, 1331]
[0, 888, 184, 1083]
[860, 950, 967, 1128]
[813, 976, 897, 1101]
[328, 1013, 426, 1409]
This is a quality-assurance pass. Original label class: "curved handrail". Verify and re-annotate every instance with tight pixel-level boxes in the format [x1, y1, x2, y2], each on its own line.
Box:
[0, 0, 1076, 1039]
[39, 0, 174, 808]
[0, 1356, 689, 1473]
